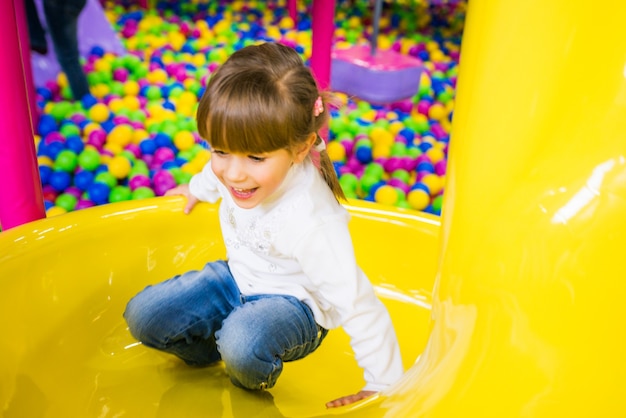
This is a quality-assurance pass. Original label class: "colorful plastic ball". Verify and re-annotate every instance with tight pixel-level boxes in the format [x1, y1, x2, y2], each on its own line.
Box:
[374, 185, 399, 206]
[107, 124, 134, 147]
[65, 135, 85, 154]
[407, 189, 430, 211]
[108, 156, 132, 179]
[73, 170, 95, 191]
[48, 171, 72, 192]
[421, 174, 444, 195]
[132, 187, 156, 200]
[431, 195, 443, 215]
[55, 193, 78, 211]
[88, 103, 110, 123]
[75, 199, 96, 210]
[139, 139, 157, 155]
[46, 206, 67, 217]
[39, 165, 53, 185]
[54, 150, 79, 172]
[339, 173, 359, 195]
[173, 131, 195, 151]
[94, 172, 118, 189]
[77, 148, 102, 171]
[129, 174, 152, 191]
[109, 185, 132, 202]
[87, 183, 111, 205]
[354, 146, 373, 164]
[152, 169, 176, 196]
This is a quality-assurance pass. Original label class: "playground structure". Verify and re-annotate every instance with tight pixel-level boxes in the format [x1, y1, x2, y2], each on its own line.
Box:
[2, 0, 626, 416]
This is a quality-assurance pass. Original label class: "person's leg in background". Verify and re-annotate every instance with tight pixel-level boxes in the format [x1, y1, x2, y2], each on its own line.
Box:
[42, 0, 89, 99]
[24, 0, 48, 54]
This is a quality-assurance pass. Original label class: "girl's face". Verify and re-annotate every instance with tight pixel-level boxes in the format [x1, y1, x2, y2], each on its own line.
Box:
[210, 141, 311, 209]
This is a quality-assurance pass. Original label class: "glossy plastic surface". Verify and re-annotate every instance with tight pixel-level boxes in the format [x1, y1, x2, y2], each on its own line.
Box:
[0, 198, 440, 417]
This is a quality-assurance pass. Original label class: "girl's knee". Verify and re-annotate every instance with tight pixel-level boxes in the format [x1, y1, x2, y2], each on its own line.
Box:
[216, 320, 282, 390]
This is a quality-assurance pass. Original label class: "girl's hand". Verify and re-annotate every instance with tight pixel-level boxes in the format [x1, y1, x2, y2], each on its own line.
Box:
[165, 184, 199, 214]
[325, 390, 376, 408]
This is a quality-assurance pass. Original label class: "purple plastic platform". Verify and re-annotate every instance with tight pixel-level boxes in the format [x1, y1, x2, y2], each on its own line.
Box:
[30, 0, 125, 87]
[331, 45, 423, 104]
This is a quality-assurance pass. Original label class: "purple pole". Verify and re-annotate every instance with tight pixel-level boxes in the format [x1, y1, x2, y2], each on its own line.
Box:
[0, 0, 46, 230]
[310, 0, 335, 90]
[288, 0, 297, 23]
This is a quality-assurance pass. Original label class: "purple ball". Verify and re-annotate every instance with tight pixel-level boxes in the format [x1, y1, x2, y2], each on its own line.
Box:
[153, 147, 176, 166]
[128, 174, 152, 191]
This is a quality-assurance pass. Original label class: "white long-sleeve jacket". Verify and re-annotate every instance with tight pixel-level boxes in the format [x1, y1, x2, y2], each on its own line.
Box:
[189, 157, 403, 391]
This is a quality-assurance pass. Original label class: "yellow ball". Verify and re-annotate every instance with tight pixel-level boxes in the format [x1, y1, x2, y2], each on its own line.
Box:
[326, 141, 346, 163]
[408, 189, 430, 210]
[108, 155, 132, 179]
[46, 206, 67, 217]
[421, 174, 444, 196]
[123, 80, 140, 96]
[38, 156, 53, 167]
[370, 127, 394, 147]
[372, 144, 391, 159]
[426, 147, 446, 164]
[428, 103, 447, 120]
[174, 131, 195, 151]
[107, 124, 134, 147]
[88, 103, 110, 123]
[374, 185, 399, 206]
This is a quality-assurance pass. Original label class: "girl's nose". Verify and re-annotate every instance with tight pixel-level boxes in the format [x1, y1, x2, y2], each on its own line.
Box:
[223, 158, 246, 182]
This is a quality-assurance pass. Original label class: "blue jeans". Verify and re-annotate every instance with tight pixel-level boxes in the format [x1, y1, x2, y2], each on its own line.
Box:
[28, 0, 89, 99]
[124, 260, 328, 390]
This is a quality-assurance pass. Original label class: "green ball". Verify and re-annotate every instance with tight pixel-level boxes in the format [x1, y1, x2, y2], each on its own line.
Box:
[132, 186, 155, 200]
[94, 172, 117, 188]
[54, 150, 79, 172]
[59, 123, 80, 138]
[391, 169, 411, 184]
[77, 149, 101, 171]
[339, 173, 359, 194]
[145, 85, 162, 100]
[432, 195, 444, 215]
[363, 162, 384, 179]
[109, 186, 132, 203]
[358, 174, 379, 196]
[55, 193, 78, 211]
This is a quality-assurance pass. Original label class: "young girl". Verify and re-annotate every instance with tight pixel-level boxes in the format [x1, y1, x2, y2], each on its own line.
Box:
[123, 42, 404, 408]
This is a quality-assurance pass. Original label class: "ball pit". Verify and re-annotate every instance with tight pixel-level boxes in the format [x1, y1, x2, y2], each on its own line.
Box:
[32, 0, 466, 217]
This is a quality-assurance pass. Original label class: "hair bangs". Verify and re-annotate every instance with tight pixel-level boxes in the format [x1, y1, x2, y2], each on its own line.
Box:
[204, 81, 297, 155]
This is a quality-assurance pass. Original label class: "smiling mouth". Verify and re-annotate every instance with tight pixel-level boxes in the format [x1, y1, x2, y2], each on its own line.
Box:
[230, 187, 257, 199]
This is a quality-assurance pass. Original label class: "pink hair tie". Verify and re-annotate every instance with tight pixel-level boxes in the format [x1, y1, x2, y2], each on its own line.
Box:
[313, 96, 324, 117]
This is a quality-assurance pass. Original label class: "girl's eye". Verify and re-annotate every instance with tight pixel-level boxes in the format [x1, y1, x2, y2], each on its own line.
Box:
[248, 155, 266, 162]
[212, 150, 228, 156]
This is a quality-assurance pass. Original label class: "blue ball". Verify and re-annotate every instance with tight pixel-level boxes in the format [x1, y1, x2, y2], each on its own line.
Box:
[49, 171, 72, 192]
[139, 139, 157, 155]
[87, 182, 110, 205]
[44, 141, 65, 159]
[418, 142, 433, 152]
[416, 161, 435, 173]
[74, 170, 95, 191]
[154, 133, 172, 148]
[37, 114, 58, 137]
[81, 94, 98, 109]
[65, 135, 85, 154]
[355, 146, 373, 164]
[410, 182, 431, 194]
[39, 165, 53, 185]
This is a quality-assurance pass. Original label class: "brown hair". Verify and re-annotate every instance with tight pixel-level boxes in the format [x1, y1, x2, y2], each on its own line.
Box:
[196, 42, 345, 201]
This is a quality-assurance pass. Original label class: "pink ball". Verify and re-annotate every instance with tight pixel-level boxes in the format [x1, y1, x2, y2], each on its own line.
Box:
[152, 170, 176, 196]
[417, 100, 431, 115]
[75, 199, 95, 210]
[128, 174, 152, 191]
[153, 147, 176, 166]
[434, 160, 447, 176]
[87, 129, 107, 149]
[44, 131, 65, 145]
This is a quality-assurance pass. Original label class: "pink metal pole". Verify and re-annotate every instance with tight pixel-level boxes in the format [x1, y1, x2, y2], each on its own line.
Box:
[310, 0, 335, 90]
[0, 0, 46, 230]
[14, 0, 39, 129]
[288, 0, 297, 23]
